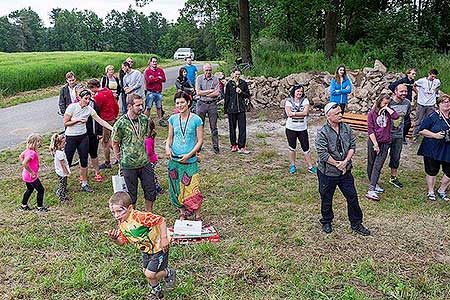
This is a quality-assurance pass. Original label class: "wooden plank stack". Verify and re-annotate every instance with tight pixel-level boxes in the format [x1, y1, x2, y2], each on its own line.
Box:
[342, 113, 414, 138]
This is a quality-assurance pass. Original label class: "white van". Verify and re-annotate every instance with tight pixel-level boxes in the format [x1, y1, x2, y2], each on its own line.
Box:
[173, 48, 195, 60]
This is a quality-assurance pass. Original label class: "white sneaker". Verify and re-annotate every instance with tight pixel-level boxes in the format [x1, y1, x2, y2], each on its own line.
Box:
[374, 185, 384, 193]
[366, 190, 380, 201]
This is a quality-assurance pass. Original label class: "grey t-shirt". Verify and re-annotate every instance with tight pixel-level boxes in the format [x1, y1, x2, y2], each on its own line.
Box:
[65, 103, 96, 136]
[389, 97, 411, 139]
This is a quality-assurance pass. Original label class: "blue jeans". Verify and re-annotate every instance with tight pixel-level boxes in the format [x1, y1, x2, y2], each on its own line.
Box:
[145, 92, 163, 110]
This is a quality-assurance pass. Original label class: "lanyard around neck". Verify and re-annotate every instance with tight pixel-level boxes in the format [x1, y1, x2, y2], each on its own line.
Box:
[179, 111, 191, 142]
[127, 115, 141, 140]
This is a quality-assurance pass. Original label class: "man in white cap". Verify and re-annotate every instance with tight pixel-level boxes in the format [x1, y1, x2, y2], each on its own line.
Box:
[315, 102, 370, 236]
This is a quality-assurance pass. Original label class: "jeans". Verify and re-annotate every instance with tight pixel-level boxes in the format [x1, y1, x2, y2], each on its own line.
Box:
[317, 170, 363, 226]
[388, 137, 403, 170]
[145, 92, 163, 110]
[367, 140, 389, 189]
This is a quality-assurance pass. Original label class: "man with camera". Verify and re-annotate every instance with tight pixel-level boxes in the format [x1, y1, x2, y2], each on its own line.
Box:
[388, 84, 411, 188]
[417, 94, 450, 201]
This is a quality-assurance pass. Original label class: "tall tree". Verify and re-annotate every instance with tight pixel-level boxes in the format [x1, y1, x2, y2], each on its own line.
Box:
[8, 8, 45, 51]
[324, 0, 340, 59]
[238, 0, 252, 65]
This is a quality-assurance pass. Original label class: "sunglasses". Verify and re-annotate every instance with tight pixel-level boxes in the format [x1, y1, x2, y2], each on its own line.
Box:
[79, 90, 91, 98]
[326, 103, 340, 115]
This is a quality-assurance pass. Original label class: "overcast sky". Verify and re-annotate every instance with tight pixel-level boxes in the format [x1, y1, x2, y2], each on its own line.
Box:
[0, 0, 187, 26]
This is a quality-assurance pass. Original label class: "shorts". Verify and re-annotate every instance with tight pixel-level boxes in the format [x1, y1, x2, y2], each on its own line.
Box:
[423, 156, 450, 177]
[285, 128, 310, 153]
[145, 92, 163, 110]
[142, 250, 169, 272]
[102, 120, 116, 144]
[88, 135, 99, 159]
[122, 163, 156, 204]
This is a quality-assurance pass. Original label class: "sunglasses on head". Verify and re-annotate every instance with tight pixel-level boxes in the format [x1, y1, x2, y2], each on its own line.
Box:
[326, 103, 340, 115]
[79, 90, 91, 98]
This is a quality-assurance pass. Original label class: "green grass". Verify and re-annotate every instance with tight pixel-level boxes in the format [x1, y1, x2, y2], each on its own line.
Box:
[0, 52, 185, 108]
[1, 96, 450, 299]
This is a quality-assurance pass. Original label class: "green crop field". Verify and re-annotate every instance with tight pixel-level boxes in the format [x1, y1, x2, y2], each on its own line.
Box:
[0, 51, 172, 97]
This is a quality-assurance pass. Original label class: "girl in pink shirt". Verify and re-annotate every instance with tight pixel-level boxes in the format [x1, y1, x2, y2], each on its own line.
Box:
[145, 119, 163, 194]
[19, 134, 48, 212]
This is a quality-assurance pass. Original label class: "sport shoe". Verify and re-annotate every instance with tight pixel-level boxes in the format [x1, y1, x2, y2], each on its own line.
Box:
[351, 224, 371, 236]
[231, 145, 238, 152]
[427, 192, 436, 201]
[436, 190, 450, 201]
[20, 204, 33, 211]
[374, 185, 384, 193]
[165, 268, 176, 290]
[238, 147, 250, 154]
[158, 119, 167, 127]
[99, 163, 112, 170]
[322, 223, 332, 234]
[36, 206, 49, 212]
[366, 190, 380, 201]
[80, 184, 94, 193]
[389, 177, 403, 188]
[308, 166, 317, 174]
[95, 173, 104, 182]
[148, 290, 164, 300]
[289, 164, 297, 174]
[213, 146, 220, 154]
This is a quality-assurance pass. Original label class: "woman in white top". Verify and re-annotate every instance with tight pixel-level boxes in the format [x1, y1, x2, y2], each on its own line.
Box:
[284, 84, 317, 174]
[63, 88, 113, 192]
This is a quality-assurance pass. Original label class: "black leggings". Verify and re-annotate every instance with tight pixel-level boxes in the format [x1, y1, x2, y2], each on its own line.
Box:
[88, 135, 99, 159]
[22, 178, 45, 207]
[286, 128, 310, 153]
[65, 134, 89, 168]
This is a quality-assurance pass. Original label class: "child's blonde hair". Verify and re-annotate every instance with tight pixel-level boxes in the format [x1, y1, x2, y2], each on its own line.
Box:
[49, 133, 65, 155]
[26, 133, 43, 150]
[109, 192, 132, 207]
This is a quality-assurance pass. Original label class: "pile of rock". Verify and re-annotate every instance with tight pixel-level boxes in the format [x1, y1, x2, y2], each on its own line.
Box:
[243, 60, 404, 114]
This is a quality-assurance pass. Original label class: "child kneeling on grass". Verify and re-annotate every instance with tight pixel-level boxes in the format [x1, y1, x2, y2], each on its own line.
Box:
[106, 192, 176, 300]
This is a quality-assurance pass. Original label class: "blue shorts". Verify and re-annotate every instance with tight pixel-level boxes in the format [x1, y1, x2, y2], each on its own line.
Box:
[146, 92, 163, 109]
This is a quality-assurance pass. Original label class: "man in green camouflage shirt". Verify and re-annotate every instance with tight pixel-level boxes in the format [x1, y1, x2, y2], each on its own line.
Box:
[112, 94, 156, 212]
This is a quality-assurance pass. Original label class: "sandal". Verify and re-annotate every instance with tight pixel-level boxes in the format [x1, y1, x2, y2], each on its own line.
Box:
[436, 190, 450, 201]
[427, 192, 436, 201]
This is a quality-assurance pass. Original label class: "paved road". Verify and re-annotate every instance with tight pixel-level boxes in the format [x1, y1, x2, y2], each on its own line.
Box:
[0, 64, 206, 150]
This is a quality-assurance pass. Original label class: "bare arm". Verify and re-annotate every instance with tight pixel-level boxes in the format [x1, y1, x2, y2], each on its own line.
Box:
[180, 125, 204, 163]
[112, 141, 121, 161]
[420, 129, 445, 139]
[59, 160, 70, 176]
[165, 124, 174, 159]
[63, 113, 84, 127]
[92, 113, 113, 131]
[22, 156, 35, 177]
[159, 220, 170, 252]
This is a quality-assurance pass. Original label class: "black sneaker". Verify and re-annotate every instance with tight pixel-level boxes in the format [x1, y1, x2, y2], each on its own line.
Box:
[322, 223, 332, 234]
[213, 146, 220, 154]
[389, 177, 403, 188]
[99, 163, 112, 170]
[20, 205, 33, 211]
[351, 224, 371, 236]
[36, 206, 49, 212]
[80, 184, 94, 193]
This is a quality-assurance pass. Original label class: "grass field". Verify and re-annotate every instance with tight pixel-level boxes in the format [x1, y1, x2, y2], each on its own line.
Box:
[1, 92, 449, 299]
[0, 51, 174, 98]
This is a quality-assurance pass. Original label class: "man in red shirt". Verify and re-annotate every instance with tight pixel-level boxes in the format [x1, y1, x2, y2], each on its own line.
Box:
[144, 56, 167, 126]
[87, 79, 120, 169]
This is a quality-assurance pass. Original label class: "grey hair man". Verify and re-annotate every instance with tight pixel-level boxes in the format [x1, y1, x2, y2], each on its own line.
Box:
[196, 63, 221, 153]
[315, 102, 370, 236]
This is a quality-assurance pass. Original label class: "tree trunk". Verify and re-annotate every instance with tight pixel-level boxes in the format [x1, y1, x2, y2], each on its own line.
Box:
[324, 0, 340, 60]
[238, 0, 252, 65]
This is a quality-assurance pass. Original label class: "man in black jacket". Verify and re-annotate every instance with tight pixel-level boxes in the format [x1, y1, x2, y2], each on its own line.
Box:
[224, 68, 251, 154]
[58, 71, 78, 115]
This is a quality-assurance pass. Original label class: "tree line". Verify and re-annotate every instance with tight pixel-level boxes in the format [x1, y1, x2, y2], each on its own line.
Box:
[1, 1, 449, 65]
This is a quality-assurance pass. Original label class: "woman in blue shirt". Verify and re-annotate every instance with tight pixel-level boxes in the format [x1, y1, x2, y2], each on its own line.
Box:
[417, 94, 450, 201]
[330, 65, 352, 113]
[166, 91, 204, 220]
